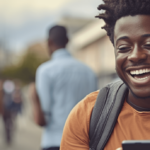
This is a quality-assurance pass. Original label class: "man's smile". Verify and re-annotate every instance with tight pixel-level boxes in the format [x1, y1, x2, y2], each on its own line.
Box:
[130, 68, 150, 75]
[114, 15, 150, 98]
[126, 67, 150, 83]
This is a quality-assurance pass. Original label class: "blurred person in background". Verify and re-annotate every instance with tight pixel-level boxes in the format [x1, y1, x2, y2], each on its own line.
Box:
[0, 79, 4, 115]
[12, 80, 23, 117]
[30, 25, 98, 150]
[2, 79, 23, 144]
[2, 79, 15, 144]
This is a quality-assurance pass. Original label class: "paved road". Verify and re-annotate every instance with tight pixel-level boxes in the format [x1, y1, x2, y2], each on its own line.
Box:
[0, 115, 42, 150]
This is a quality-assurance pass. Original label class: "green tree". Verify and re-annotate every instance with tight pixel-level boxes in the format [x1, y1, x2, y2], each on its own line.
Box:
[0, 51, 48, 84]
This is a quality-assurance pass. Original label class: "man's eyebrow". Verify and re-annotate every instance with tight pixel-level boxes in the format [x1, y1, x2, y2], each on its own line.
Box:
[142, 34, 150, 37]
[116, 36, 129, 45]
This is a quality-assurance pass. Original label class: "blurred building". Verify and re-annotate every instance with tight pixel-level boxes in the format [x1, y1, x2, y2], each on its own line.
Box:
[68, 20, 118, 88]
[22, 16, 95, 61]
[58, 16, 94, 38]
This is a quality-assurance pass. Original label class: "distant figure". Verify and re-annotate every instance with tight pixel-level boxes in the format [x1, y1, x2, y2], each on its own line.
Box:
[2, 79, 23, 144]
[2, 80, 15, 144]
[0, 80, 4, 115]
[30, 25, 98, 150]
[12, 80, 23, 116]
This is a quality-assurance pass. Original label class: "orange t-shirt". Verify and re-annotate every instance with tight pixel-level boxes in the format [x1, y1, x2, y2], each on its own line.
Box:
[60, 91, 150, 150]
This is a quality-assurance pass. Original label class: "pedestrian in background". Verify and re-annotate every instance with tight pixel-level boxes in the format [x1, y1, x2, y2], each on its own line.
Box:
[2, 79, 23, 144]
[0, 79, 4, 115]
[30, 25, 98, 150]
[2, 79, 15, 144]
[12, 80, 23, 116]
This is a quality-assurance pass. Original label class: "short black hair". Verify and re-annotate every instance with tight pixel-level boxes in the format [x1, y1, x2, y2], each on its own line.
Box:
[49, 25, 68, 47]
[96, 0, 150, 44]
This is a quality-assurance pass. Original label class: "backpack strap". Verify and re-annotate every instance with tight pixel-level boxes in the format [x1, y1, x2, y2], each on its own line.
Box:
[89, 80, 128, 150]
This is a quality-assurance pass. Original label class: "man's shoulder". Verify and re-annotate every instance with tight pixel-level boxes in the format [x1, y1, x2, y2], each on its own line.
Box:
[73, 80, 124, 112]
[64, 90, 99, 134]
[82, 90, 99, 106]
[70, 59, 96, 74]
[55, 56, 95, 74]
[36, 60, 52, 74]
[60, 90, 99, 149]
[71, 90, 99, 117]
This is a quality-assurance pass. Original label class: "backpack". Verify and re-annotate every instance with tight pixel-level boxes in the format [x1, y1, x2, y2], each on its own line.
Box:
[89, 80, 128, 150]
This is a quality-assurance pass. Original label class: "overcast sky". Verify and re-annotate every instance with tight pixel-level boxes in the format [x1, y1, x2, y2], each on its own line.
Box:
[0, 0, 103, 52]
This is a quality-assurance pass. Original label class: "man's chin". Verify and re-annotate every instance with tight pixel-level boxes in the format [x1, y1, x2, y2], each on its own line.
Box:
[116, 77, 150, 99]
[130, 89, 150, 100]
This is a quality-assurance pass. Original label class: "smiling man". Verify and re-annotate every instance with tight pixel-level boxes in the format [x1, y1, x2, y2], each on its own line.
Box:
[60, 0, 150, 150]
[115, 15, 150, 107]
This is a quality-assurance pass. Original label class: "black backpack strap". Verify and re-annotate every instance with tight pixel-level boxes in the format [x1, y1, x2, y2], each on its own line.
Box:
[89, 80, 128, 150]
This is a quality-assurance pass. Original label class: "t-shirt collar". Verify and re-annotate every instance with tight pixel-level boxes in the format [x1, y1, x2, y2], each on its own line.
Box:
[51, 48, 71, 60]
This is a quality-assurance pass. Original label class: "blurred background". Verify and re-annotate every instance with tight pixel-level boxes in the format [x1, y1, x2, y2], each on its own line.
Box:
[0, 0, 118, 149]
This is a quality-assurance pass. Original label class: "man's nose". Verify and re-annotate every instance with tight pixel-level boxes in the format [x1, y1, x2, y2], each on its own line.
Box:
[128, 45, 147, 63]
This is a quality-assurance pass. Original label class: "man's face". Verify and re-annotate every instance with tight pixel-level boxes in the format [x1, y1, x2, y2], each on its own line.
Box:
[114, 15, 150, 98]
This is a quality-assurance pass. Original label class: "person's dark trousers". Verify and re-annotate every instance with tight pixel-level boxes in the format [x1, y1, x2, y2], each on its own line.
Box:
[42, 147, 59, 150]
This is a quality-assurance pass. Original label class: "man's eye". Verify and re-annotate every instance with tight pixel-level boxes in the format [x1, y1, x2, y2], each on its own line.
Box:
[144, 44, 150, 49]
[118, 46, 131, 51]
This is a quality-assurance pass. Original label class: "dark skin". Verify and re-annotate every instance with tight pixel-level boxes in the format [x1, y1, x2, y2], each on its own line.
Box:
[114, 15, 150, 110]
[112, 14, 150, 150]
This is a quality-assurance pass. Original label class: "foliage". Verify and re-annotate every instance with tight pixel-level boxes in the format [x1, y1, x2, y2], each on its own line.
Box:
[0, 51, 48, 84]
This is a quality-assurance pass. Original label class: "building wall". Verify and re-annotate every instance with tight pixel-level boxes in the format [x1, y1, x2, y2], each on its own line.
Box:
[98, 36, 115, 74]
[73, 35, 115, 75]
[73, 39, 100, 74]
[72, 35, 118, 88]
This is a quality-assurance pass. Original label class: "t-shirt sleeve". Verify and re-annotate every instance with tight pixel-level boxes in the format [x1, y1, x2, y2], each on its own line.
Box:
[60, 92, 98, 150]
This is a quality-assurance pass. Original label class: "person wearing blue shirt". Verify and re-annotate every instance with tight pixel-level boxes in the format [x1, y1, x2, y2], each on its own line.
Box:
[30, 25, 98, 150]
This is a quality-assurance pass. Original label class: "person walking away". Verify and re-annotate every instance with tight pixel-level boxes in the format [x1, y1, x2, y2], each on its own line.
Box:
[30, 25, 98, 150]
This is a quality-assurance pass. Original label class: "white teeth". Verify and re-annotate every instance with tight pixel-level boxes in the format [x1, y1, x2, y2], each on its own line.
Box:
[130, 68, 150, 75]
[136, 70, 139, 75]
[139, 69, 143, 74]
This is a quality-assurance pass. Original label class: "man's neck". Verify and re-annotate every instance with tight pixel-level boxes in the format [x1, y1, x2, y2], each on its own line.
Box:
[50, 47, 65, 56]
[128, 91, 150, 110]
